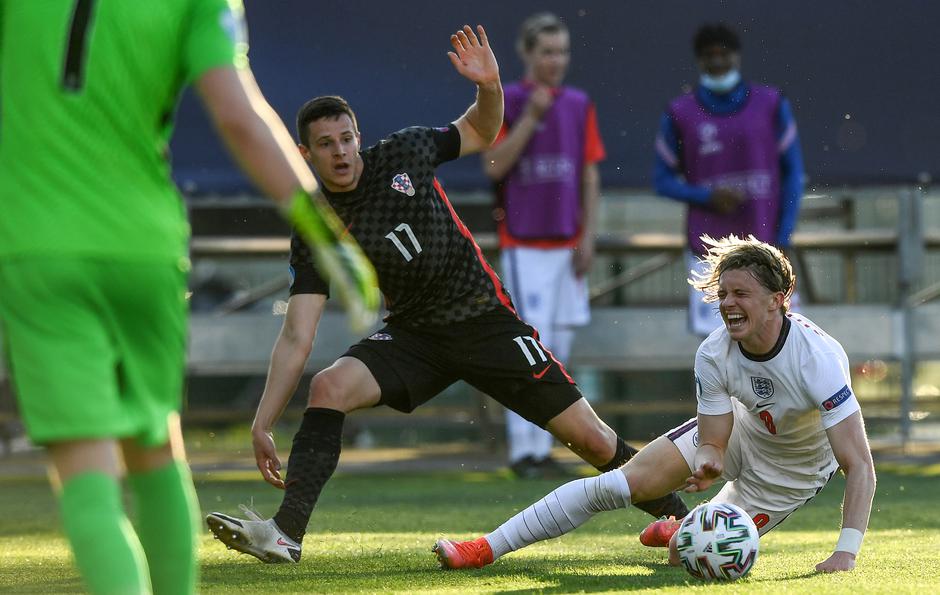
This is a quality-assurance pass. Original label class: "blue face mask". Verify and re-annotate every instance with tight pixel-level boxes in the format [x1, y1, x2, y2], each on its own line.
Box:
[700, 69, 741, 93]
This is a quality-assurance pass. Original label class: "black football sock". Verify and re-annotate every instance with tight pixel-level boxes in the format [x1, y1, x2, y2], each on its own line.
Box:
[595, 436, 690, 520]
[273, 407, 345, 543]
[595, 435, 636, 472]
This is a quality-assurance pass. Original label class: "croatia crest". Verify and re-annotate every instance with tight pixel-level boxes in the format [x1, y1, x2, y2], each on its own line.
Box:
[750, 377, 774, 399]
[391, 173, 416, 197]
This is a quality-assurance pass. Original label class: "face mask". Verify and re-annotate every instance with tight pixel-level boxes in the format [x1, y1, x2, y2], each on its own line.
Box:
[700, 69, 741, 93]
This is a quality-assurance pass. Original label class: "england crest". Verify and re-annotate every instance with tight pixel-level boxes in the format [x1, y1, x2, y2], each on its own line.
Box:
[750, 377, 774, 399]
[391, 173, 416, 197]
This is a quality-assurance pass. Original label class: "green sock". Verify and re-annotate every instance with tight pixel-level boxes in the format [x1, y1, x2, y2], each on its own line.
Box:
[127, 461, 200, 595]
[59, 472, 150, 595]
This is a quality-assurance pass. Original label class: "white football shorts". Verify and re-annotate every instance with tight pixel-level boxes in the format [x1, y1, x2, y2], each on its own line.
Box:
[665, 414, 838, 535]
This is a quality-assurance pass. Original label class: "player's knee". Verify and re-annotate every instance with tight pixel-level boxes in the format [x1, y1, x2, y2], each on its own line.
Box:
[569, 424, 616, 464]
[550, 415, 616, 465]
[307, 369, 351, 411]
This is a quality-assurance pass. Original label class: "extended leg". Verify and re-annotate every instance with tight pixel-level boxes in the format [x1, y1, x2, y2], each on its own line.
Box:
[545, 399, 689, 518]
[435, 437, 692, 568]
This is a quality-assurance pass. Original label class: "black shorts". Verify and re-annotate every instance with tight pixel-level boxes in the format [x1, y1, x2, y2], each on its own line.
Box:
[343, 307, 582, 427]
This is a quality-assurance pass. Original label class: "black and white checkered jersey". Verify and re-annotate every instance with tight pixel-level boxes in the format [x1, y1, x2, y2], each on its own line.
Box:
[289, 125, 514, 326]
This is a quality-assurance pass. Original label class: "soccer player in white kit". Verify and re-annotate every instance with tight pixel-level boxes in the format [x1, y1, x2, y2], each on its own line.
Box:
[434, 235, 876, 574]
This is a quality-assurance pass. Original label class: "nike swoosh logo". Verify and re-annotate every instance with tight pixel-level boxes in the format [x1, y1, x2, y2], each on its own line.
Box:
[532, 364, 552, 379]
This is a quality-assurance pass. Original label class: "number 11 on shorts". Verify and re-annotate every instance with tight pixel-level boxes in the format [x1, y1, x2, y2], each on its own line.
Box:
[513, 335, 547, 366]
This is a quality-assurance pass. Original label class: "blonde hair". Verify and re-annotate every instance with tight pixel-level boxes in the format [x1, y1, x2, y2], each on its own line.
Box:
[516, 12, 567, 55]
[689, 235, 796, 311]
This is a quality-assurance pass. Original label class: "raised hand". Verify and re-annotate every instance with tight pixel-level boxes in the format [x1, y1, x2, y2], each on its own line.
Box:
[447, 25, 499, 87]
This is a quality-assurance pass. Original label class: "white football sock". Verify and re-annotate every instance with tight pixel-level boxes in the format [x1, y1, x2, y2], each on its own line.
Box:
[485, 469, 631, 560]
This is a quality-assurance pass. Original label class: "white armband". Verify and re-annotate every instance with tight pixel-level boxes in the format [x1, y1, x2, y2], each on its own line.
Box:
[835, 527, 864, 555]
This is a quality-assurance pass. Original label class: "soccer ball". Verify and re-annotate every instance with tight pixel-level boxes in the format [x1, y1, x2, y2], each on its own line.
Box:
[675, 502, 759, 581]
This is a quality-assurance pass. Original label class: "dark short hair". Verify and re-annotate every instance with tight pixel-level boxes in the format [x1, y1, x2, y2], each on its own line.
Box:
[295, 95, 359, 147]
[690, 235, 796, 313]
[693, 23, 741, 56]
[517, 12, 568, 54]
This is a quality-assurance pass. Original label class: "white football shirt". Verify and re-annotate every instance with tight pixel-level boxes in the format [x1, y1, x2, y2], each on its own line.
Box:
[694, 313, 861, 488]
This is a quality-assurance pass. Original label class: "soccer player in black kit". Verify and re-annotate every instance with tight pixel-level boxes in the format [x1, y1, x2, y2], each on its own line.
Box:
[207, 25, 687, 564]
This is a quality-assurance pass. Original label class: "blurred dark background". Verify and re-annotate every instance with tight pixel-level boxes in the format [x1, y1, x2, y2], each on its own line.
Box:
[171, 0, 940, 195]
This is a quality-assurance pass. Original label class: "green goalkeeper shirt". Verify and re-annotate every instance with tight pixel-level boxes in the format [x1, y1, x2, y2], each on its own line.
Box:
[0, 0, 247, 262]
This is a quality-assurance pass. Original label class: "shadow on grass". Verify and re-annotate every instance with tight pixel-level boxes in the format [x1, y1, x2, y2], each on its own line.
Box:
[200, 553, 701, 593]
[749, 569, 820, 582]
[2, 467, 936, 592]
[475, 561, 704, 593]
[195, 467, 940, 538]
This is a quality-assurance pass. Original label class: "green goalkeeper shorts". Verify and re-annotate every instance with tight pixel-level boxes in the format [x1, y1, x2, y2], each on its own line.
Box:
[0, 257, 188, 446]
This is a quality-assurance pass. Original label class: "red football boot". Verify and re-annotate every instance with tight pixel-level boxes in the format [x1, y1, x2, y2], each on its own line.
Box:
[639, 516, 682, 547]
[433, 537, 494, 570]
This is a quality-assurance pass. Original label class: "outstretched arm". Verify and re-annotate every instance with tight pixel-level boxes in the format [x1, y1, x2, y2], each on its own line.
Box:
[448, 25, 503, 157]
[251, 294, 326, 488]
[196, 67, 316, 202]
[816, 411, 876, 573]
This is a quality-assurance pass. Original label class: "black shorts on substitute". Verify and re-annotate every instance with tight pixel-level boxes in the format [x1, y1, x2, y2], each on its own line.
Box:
[343, 307, 582, 428]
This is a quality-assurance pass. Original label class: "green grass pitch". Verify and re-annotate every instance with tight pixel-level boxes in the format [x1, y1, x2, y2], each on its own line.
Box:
[1, 463, 937, 593]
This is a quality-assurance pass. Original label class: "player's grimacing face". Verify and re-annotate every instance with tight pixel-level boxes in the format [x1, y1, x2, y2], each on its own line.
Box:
[300, 115, 362, 192]
[716, 268, 783, 351]
[524, 31, 570, 87]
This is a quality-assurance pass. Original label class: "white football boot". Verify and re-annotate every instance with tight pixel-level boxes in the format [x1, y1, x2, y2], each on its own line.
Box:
[206, 504, 301, 563]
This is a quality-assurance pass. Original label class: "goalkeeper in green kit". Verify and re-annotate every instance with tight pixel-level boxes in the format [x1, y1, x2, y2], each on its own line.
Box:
[0, 2, 376, 594]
